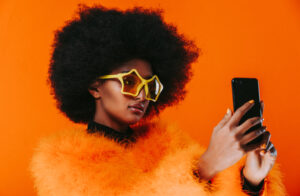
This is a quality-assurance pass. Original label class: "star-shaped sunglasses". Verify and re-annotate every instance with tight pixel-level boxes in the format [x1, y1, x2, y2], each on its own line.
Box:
[98, 69, 164, 102]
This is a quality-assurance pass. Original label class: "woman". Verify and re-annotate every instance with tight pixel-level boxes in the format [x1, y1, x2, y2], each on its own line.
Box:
[30, 4, 287, 196]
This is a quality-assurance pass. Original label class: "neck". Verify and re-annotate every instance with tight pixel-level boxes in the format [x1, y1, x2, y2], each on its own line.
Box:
[93, 117, 129, 133]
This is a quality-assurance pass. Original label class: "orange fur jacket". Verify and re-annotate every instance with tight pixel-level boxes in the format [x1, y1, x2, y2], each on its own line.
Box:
[29, 119, 287, 196]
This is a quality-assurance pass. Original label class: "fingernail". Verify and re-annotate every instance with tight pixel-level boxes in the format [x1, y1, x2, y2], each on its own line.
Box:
[248, 100, 255, 104]
[226, 108, 231, 115]
[259, 118, 264, 124]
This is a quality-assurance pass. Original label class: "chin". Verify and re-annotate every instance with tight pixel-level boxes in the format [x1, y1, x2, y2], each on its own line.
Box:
[125, 114, 144, 125]
[123, 107, 148, 125]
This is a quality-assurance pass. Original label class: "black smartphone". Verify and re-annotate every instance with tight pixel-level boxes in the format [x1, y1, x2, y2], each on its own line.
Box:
[231, 78, 263, 141]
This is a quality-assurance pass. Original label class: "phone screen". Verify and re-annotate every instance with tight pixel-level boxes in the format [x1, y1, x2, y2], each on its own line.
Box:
[231, 78, 262, 135]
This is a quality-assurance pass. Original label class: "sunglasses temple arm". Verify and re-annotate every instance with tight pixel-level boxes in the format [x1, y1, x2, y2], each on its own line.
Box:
[98, 74, 123, 79]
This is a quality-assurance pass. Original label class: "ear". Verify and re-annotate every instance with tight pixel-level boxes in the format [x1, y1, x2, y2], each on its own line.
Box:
[88, 80, 102, 99]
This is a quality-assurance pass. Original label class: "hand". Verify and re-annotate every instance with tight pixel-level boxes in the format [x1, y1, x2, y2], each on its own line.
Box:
[243, 101, 277, 186]
[197, 100, 268, 180]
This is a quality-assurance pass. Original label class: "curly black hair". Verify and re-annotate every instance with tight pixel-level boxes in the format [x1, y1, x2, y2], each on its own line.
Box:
[48, 4, 199, 124]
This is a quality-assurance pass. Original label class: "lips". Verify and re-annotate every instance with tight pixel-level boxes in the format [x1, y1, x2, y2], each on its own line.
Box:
[128, 103, 145, 112]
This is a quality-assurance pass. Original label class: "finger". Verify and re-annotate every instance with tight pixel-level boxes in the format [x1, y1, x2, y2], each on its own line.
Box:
[214, 108, 232, 131]
[263, 131, 271, 149]
[228, 100, 255, 128]
[239, 126, 266, 145]
[261, 145, 277, 159]
[259, 140, 273, 156]
[269, 146, 277, 157]
[260, 131, 271, 148]
[260, 100, 264, 115]
[260, 146, 277, 172]
[241, 131, 270, 152]
[265, 141, 273, 152]
[234, 116, 263, 135]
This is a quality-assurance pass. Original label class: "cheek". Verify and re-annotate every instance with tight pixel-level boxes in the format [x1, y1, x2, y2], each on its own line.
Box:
[100, 82, 149, 123]
[101, 82, 129, 112]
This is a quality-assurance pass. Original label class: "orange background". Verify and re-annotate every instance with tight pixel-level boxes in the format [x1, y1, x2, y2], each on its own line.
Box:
[1, 0, 299, 195]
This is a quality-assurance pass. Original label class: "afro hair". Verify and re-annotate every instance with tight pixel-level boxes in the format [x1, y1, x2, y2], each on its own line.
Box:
[48, 4, 200, 124]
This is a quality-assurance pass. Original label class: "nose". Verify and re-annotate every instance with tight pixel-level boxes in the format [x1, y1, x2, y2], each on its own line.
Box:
[136, 86, 147, 101]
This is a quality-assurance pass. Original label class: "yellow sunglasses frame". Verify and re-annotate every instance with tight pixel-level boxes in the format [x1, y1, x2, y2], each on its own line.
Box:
[98, 69, 164, 102]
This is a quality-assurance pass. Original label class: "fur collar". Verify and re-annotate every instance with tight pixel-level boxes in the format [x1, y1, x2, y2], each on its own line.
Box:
[30, 119, 200, 195]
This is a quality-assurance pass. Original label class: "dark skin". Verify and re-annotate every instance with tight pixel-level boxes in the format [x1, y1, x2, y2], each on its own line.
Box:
[197, 100, 277, 186]
[88, 59, 152, 132]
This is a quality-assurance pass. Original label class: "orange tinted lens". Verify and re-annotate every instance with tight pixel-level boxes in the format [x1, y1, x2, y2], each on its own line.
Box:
[147, 78, 160, 99]
[122, 72, 141, 94]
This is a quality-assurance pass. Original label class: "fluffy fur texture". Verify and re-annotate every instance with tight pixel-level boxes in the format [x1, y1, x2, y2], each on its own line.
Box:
[29, 119, 287, 196]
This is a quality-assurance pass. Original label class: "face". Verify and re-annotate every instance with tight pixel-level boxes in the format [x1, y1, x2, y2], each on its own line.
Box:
[89, 59, 153, 128]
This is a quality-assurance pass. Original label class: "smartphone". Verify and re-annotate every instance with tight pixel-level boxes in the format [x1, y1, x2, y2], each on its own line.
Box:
[231, 78, 263, 141]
